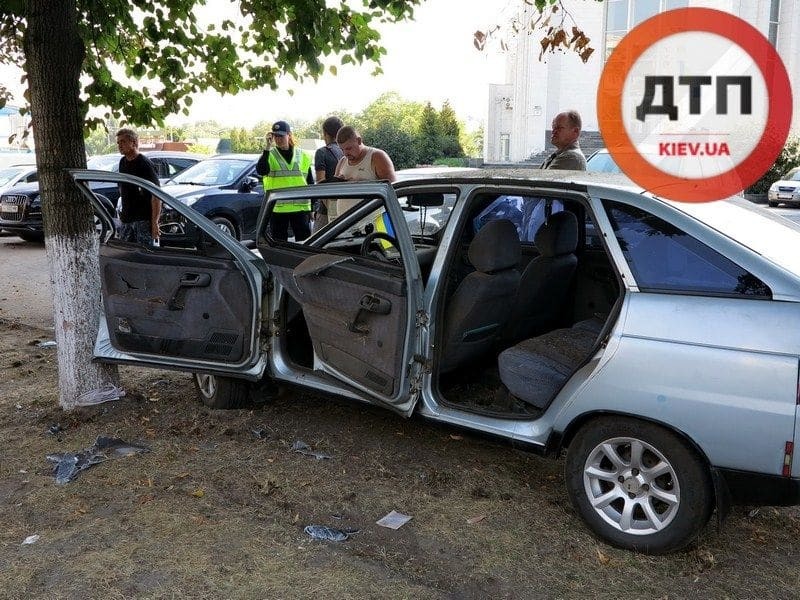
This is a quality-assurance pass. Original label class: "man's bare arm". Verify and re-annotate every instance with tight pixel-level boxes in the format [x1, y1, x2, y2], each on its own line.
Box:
[372, 150, 397, 182]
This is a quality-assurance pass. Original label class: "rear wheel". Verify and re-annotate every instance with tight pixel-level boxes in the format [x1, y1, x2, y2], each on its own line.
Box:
[211, 216, 238, 239]
[565, 416, 713, 554]
[194, 373, 250, 409]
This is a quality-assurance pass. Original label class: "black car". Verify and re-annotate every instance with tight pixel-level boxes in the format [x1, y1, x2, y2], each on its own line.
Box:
[157, 154, 263, 245]
[0, 151, 202, 242]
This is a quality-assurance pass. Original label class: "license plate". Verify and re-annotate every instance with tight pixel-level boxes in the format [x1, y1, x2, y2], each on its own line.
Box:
[1, 203, 18, 213]
[778, 194, 793, 199]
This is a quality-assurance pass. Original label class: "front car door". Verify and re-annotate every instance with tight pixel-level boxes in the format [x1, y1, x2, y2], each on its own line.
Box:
[70, 169, 268, 380]
[257, 182, 424, 415]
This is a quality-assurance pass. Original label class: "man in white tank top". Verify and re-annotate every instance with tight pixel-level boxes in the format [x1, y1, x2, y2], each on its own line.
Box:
[331, 126, 397, 218]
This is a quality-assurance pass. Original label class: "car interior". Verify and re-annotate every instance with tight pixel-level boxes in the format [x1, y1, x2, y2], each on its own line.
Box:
[264, 186, 622, 418]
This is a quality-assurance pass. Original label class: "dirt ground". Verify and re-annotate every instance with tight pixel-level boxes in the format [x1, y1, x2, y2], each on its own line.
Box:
[1, 317, 800, 599]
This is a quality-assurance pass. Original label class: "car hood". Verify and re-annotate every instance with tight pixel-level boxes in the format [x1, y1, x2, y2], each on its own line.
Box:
[161, 183, 216, 198]
[1, 181, 39, 196]
[773, 180, 800, 188]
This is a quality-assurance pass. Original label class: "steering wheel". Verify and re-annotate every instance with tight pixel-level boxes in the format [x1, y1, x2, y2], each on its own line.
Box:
[360, 231, 399, 260]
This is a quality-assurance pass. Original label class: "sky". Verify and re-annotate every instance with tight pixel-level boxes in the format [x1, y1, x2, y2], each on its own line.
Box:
[0, 0, 512, 129]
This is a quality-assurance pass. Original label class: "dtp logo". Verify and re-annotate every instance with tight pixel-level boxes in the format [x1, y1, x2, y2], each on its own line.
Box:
[597, 8, 792, 202]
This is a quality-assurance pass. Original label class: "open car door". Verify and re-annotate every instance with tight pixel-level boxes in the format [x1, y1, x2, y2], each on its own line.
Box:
[258, 182, 425, 416]
[70, 170, 268, 380]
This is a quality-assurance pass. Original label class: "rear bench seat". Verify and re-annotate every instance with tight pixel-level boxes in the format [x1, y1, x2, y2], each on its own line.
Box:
[497, 318, 603, 409]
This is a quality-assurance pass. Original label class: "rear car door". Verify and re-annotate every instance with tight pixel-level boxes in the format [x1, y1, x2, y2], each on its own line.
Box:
[258, 182, 424, 415]
[70, 169, 268, 380]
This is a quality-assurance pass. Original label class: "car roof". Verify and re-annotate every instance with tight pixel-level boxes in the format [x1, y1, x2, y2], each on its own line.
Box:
[207, 153, 260, 161]
[88, 151, 205, 160]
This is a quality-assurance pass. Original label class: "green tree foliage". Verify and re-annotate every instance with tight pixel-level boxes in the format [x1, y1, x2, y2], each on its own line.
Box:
[359, 91, 426, 133]
[438, 100, 464, 158]
[84, 124, 115, 155]
[362, 121, 417, 170]
[416, 102, 441, 165]
[747, 137, 800, 194]
[229, 127, 262, 153]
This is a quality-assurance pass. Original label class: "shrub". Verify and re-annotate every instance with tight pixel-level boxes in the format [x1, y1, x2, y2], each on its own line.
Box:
[746, 137, 800, 194]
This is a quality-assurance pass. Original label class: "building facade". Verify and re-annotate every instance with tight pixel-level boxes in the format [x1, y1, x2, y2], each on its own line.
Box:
[485, 0, 800, 163]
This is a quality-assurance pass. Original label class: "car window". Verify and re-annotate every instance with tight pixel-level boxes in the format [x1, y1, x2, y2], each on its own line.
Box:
[87, 155, 121, 171]
[396, 192, 457, 236]
[171, 159, 251, 186]
[789, 170, 800, 182]
[0, 167, 26, 186]
[586, 152, 620, 173]
[604, 200, 771, 297]
[473, 195, 563, 243]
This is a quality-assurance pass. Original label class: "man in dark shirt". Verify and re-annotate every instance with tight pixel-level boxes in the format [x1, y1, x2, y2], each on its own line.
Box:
[312, 115, 344, 231]
[116, 128, 161, 246]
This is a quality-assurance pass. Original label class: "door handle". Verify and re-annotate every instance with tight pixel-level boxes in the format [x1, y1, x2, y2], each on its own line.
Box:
[168, 272, 211, 311]
[348, 293, 391, 333]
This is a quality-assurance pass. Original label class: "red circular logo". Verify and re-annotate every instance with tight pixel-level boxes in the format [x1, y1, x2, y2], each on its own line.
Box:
[598, 8, 792, 202]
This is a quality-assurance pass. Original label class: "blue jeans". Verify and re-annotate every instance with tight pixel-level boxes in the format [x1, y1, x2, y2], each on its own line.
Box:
[119, 220, 154, 246]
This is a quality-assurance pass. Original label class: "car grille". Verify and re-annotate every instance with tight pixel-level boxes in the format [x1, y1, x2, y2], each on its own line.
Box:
[0, 194, 28, 222]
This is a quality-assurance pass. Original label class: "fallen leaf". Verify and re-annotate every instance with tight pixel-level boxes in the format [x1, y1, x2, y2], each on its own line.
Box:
[596, 548, 611, 565]
[191, 488, 205, 498]
[467, 515, 485, 524]
[449, 434, 463, 441]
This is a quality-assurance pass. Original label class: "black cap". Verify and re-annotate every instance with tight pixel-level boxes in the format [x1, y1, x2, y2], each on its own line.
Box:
[271, 120, 291, 136]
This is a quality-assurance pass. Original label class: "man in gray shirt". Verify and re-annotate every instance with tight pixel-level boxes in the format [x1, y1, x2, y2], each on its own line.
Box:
[541, 110, 587, 170]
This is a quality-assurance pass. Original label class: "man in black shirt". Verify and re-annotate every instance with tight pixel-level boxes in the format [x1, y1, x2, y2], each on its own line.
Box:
[116, 128, 161, 246]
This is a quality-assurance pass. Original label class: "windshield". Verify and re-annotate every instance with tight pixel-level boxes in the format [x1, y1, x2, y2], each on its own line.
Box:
[675, 196, 800, 275]
[788, 170, 800, 182]
[0, 166, 29, 186]
[170, 158, 252, 186]
[586, 152, 620, 173]
[87, 155, 121, 171]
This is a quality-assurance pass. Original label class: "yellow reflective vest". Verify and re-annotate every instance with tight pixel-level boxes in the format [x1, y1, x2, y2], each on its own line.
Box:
[263, 147, 312, 213]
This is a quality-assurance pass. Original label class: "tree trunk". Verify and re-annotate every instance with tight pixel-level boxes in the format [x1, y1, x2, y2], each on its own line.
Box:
[24, 0, 119, 409]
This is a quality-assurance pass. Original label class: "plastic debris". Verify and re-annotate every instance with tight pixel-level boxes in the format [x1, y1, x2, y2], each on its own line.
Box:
[65, 383, 126, 410]
[251, 428, 270, 440]
[304, 525, 359, 542]
[22, 534, 40, 545]
[36, 340, 57, 348]
[376, 510, 413, 530]
[290, 440, 332, 460]
[46, 436, 150, 485]
[48, 424, 63, 436]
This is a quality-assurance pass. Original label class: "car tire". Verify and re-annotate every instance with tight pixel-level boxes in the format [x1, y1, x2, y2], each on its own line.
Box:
[211, 216, 238, 239]
[18, 232, 44, 243]
[194, 373, 250, 409]
[768, 201, 779, 207]
[565, 416, 713, 555]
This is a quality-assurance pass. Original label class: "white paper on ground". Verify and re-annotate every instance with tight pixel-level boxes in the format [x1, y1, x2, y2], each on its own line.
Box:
[376, 510, 412, 530]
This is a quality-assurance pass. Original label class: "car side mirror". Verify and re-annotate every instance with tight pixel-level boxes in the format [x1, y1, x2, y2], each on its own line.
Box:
[239, 176, 260, 193]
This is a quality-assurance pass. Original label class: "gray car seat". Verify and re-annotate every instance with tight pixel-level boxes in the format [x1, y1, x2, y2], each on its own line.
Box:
[440, 219, 520, 373]
[504, 211, 578, 343]
[497, 317, 603, 409]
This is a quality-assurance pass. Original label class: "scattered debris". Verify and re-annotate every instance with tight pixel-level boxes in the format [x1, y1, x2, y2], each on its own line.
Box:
[376, 510, 412, 530]
[304, 525, 358, 542]
[21, 534, 40, 545]
[65, 383, 126, 410]
[48, 424, 63, 436]
[748, 508, 761, 518]
[251, 427, 270, 440]
[290, 440, 332, 460]
[35, 340, 56, 348]
[46, 436, 150, 485]
[466, 515, 486, 524]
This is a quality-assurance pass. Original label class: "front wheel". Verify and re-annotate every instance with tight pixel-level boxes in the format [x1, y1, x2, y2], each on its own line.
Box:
[194, 373, 250, 409]
[768, 201, 779, 208]
[211, 216, 238, 239]
[565, 416, 713, 554]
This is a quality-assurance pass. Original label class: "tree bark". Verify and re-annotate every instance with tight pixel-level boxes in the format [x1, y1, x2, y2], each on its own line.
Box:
[24, 0, 119, 409]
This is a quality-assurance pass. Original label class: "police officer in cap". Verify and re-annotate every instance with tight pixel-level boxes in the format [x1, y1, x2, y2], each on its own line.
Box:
[256, 120, 314, 241]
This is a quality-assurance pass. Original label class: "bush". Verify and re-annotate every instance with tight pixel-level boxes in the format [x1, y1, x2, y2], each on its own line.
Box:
[746, 137, 800, 194]
[432, 157, 468, 167]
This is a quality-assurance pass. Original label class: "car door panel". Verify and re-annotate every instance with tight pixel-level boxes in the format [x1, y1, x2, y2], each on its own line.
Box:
[258, 184, 423, 414]
[100, 243, 253, 362]
[69, 169, 267, 379]
[268, 253, 407, 396]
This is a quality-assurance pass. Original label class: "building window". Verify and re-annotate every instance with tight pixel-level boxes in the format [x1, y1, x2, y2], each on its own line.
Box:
[499, 134, 510, 162]
[769, 0, 780, 46]
[604, 0, 689, 59]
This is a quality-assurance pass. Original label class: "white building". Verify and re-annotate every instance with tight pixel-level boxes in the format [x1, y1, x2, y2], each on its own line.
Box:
[485, 0, 800, 163]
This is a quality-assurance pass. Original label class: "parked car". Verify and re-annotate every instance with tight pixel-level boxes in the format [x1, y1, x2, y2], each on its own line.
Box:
[72, 168, 800, 554]
[158, 154, 262, 245]
[0, 163, 37, 194]
[0, 151, 202, 241]
[769, 167, 800, 207]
